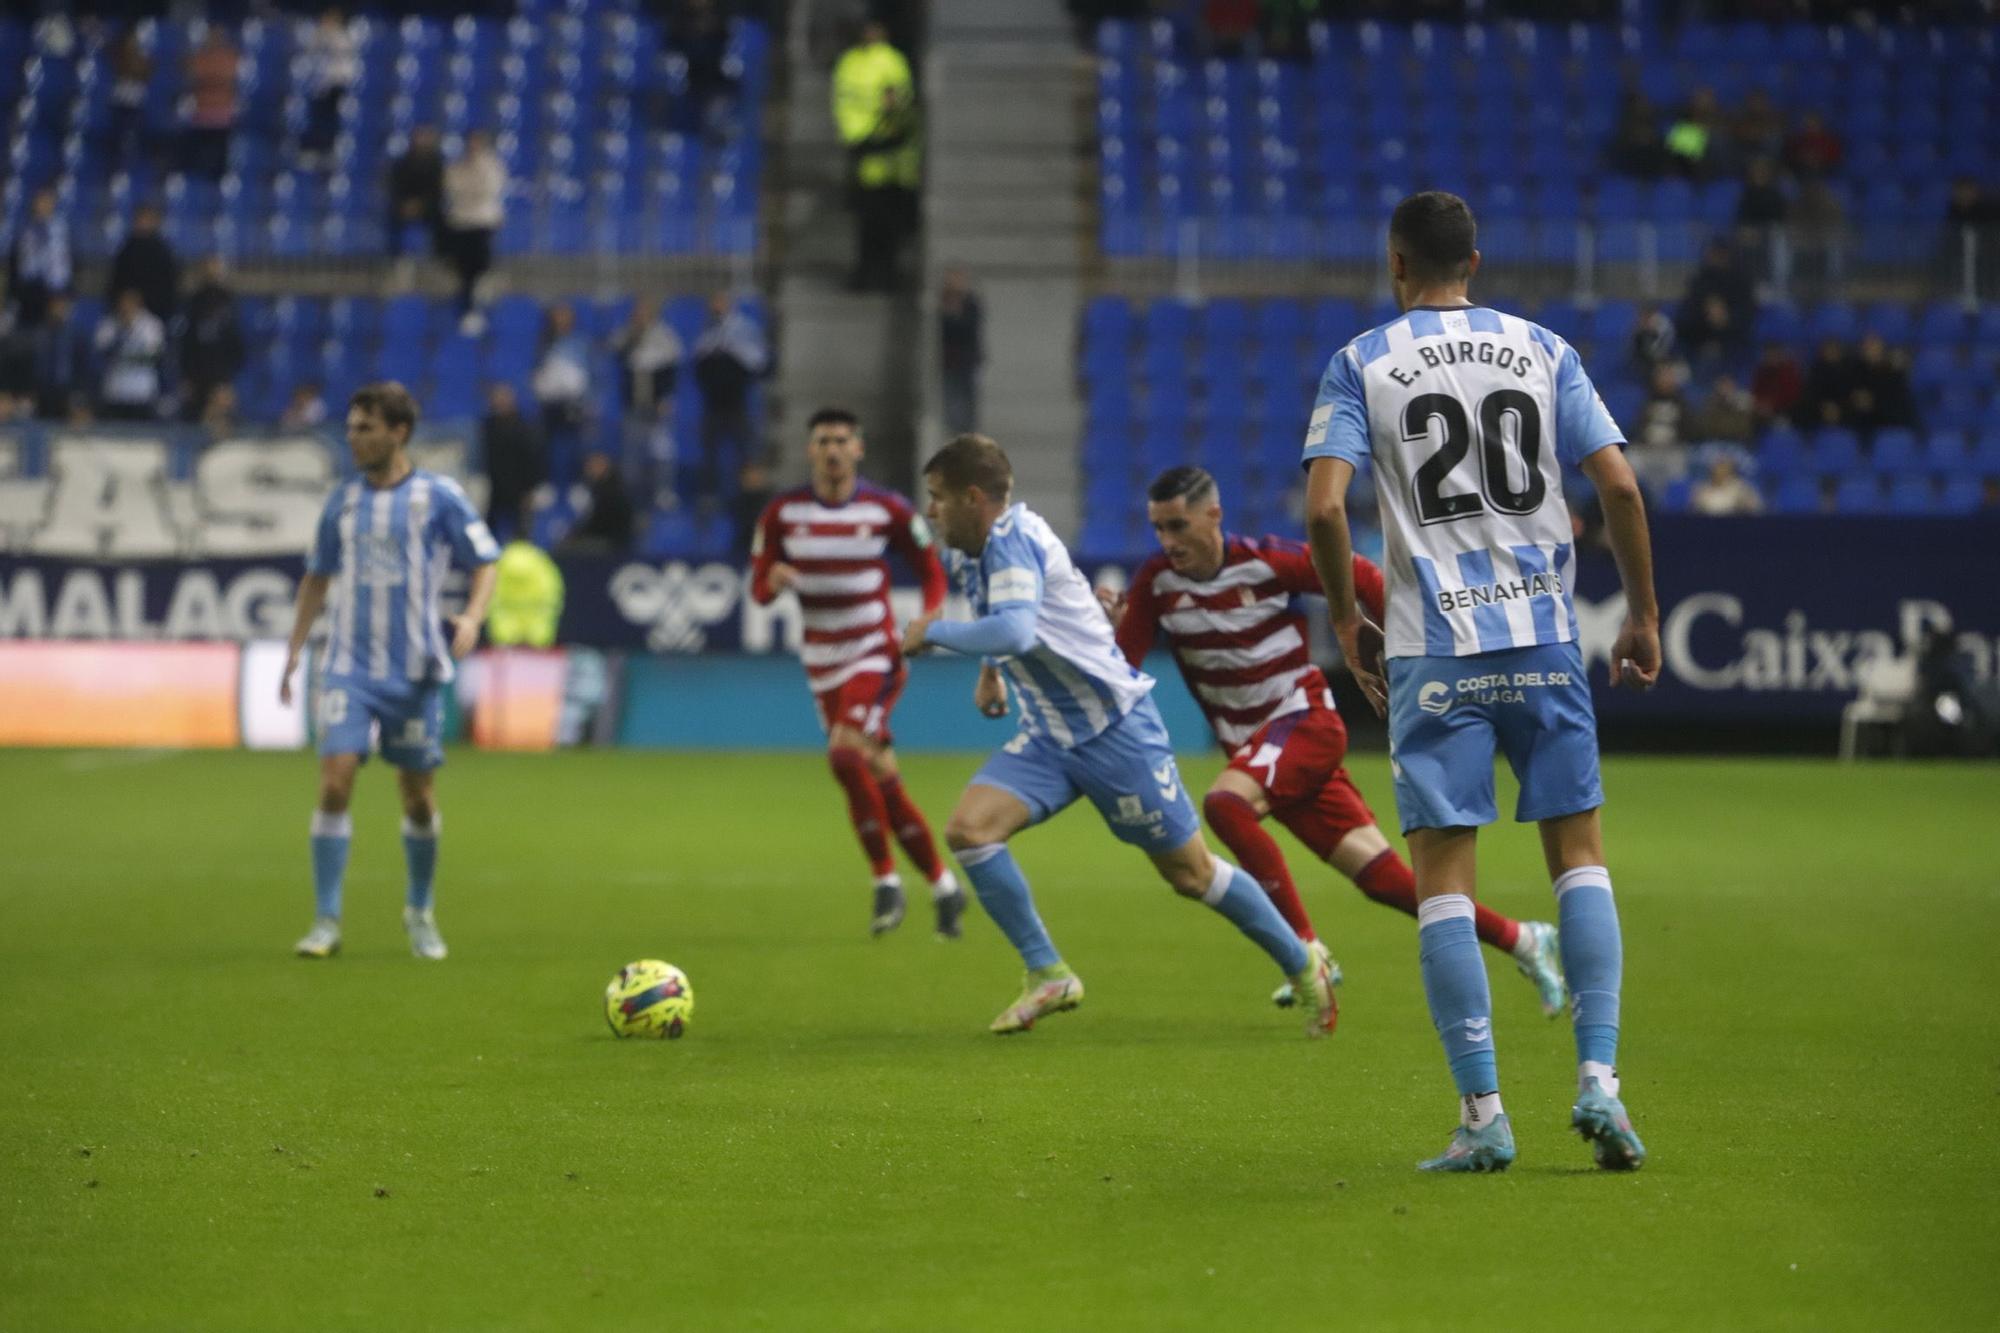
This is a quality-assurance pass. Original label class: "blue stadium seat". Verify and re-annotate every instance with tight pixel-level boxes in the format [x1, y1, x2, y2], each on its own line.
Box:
[1833, 474, 1885, 514]
[1771, 475, 1822, 515]
[1870, 428, 1921, 476]
[1809, 429, 1862, 475]
[1756, 431, 1806, 478]
[1923, 430, 1972, 476]
[1886, 475, 1937, 515]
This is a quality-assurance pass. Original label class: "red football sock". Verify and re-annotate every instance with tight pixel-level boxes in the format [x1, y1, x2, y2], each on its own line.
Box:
[1354, 849, 1521, 954]
[827, 747, 894, 878]
[876, 775, 946, 885]
[1203, 791, 1316, 942]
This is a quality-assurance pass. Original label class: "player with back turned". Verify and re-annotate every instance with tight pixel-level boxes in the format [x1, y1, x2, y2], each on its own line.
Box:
[1303, 192, 1661, 1172]
[280, 382, 500, 961]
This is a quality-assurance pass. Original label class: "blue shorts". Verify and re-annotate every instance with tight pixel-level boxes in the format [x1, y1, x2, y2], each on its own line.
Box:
[317, 677, 445, 771]
[971, 697, 1201, 851]
[1386, 640, 1602, 833]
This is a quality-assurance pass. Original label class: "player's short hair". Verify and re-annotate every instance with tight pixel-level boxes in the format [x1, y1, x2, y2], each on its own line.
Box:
[1147, 465, 1218, 507]
[1390, 191, 1478, 284]
[923, 433, 1013, 499]
[349, 382, 420, 437]
[807, 405, 860, 433]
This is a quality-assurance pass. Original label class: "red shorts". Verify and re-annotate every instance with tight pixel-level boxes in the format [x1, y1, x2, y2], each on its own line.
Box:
[1225, 707, 1378, 849]
[813, 665, 907, 745]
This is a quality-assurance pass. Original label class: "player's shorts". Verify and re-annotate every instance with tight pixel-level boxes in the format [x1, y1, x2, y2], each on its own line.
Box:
[812, 663, 907, 745]
[317, 676, 446, 771]
[1226, 707, 1378, 848]
[971, 695, 1201, 851]
[1385, 640, 1602, 833]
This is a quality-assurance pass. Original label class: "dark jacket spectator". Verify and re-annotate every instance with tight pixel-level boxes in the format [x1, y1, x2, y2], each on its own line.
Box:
[481, 383, 546, 539]
[566, 452, 636, 553]
[1678, 293, 1748, 368]
[108, 30, 153, 169]
[1848, 334, 1917, 432]
[1799, 338, 1855, 427]
[1729, 89, 1784, 162]
[1783, 112, 1843, 180]
[1750, 344, 1804, 424]
[94, 289, 168, 421]
[108, 204, 180, 324]
[1630, 304, 1677, 373]
[939, 268, 984, 435]
[691, 293, 769, 502]
[180, 258, 246, 420]
[1735, 158, 1788, 228]
[387, 125, 446, 259]
[7, 188, 71, 328]
[183, 28, 240, 181]
[1946, 178, 2000, 227]
[1610, 92, 1667, 178]
[28, 293, 91, 420]
[1681, 241, 1755, 334]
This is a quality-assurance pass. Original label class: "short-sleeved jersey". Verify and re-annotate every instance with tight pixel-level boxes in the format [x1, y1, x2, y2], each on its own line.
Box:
[943, 503, 1153, 748]
[1301, 305, 1624, 660]
[748, 480, 947, 695]
[308, 469, 500, 686]
[1116, 536, 1385, 750]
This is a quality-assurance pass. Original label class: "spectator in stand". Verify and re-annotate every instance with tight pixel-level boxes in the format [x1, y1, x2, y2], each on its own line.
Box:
[1687, 374, 1756, 444]
[1664, 86, 1722, 179]
[692, 292, 769, 507]
[1789, 176, 1846, 299]
[666, 0, 739, 137]
[1630, 302, 1677, 374]
[1750, 342, 1804, 426]
[1848, 333, 1917, 433]
[26, 291, 90, 420]
[1682, 238, 1756, 335]
[1729, 89, 1784, 164]
[481, 382, 546, 542]
[608, 296, 683, 512]
[108, 28, 153, 171]
[1799, 337, 1855, 428]
[564, 451, 636, 554]
[7, 187, 71, 328]
[180, 256, 245, 422]
[298, 8, 359, 170]
[831, 20, 918, 292]
[1201, 0, 1259, 56]
[533, 302, 593, 485]
[199, 382, 241, 435]
[94, 289, 168, 422]
[279, 381, 328, 432]
[107, 202, 179, 325]
[1783, 111, 1843, 181]
[444, 130, 507, 331]
[1678, 293, 1748, 369]
[1946, 178, 2000, 227]
[1689, 453, 1764, 516]
[387, 125, 447, 275]
[1637, 362, 1689, 451]
[183, 26, 240, 182]
[939, 267, 984, 435]
[733, 454, 774, 556]
[1735, 157, 1788, 229]
[1610, 91, 1667, 178]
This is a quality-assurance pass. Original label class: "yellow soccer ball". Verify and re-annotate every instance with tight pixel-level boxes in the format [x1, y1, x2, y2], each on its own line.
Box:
[604, 960, 695, 1039]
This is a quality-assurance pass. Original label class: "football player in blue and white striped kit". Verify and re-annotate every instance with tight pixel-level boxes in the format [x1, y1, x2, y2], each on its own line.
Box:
[902, 434, 1337, 1036]
[1304, 193, 1659, 1172]
[280, 383, 500, 961]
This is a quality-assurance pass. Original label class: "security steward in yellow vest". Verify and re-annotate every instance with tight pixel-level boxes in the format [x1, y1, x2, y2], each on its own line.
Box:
[832, 21, 919, 291]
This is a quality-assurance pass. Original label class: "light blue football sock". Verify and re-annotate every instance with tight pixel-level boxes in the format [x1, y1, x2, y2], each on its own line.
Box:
[1202, 860, 1310, 974]
[310, 810, 352, 919]
[1419, 895, 1500, 1096]
[957, 843, 1061, 971]
[402, 812, 440, 912]
[1554, 867, 1623, 1069]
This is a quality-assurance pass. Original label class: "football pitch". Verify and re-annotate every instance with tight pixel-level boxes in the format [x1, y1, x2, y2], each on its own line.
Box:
[2, 747, 1996, 1330]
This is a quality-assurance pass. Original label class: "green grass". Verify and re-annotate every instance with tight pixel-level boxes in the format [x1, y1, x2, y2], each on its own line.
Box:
[2, 748, 1997, 1331]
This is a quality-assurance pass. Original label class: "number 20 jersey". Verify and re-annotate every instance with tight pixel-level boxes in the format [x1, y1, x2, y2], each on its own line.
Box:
[1300, 304, 1626, 661]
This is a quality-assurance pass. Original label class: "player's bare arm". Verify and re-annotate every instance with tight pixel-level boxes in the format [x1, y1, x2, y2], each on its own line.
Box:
[974, 663, 1008, 718]
[449, 562, 500, 659]
[901, 608, 939, 656]
[1304, 457, 1387, 716]
[765, 561, 799, 595]
[1580, 447, 1661, 690]
[279, 573, 332, 705]
[1095, 584, 1126, 622]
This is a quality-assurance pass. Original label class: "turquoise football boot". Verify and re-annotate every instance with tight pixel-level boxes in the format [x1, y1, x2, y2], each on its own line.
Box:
[1572, 1077, 1646, 1171]
[1512, 921, 1568, 1018]
[1417, 1114, 1517, 1173]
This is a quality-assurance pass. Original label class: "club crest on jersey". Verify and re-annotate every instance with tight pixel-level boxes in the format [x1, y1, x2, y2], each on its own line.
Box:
[910, 515, 934, 549]
[1418, 682, 1453, 716]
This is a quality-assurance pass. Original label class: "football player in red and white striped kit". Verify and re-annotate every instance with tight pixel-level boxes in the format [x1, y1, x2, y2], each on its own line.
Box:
[749, 407, 965, 938]
[1101, 466, 1565, 1013]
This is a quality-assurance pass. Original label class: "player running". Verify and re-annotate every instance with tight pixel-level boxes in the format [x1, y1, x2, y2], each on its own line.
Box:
[1100, 465, 1564, 1015]
[748, 406, 964, 938]
[280, 382, 500, 960]
[902, 434, 1336, 1036]
[1303, 192, 1658, 1172]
